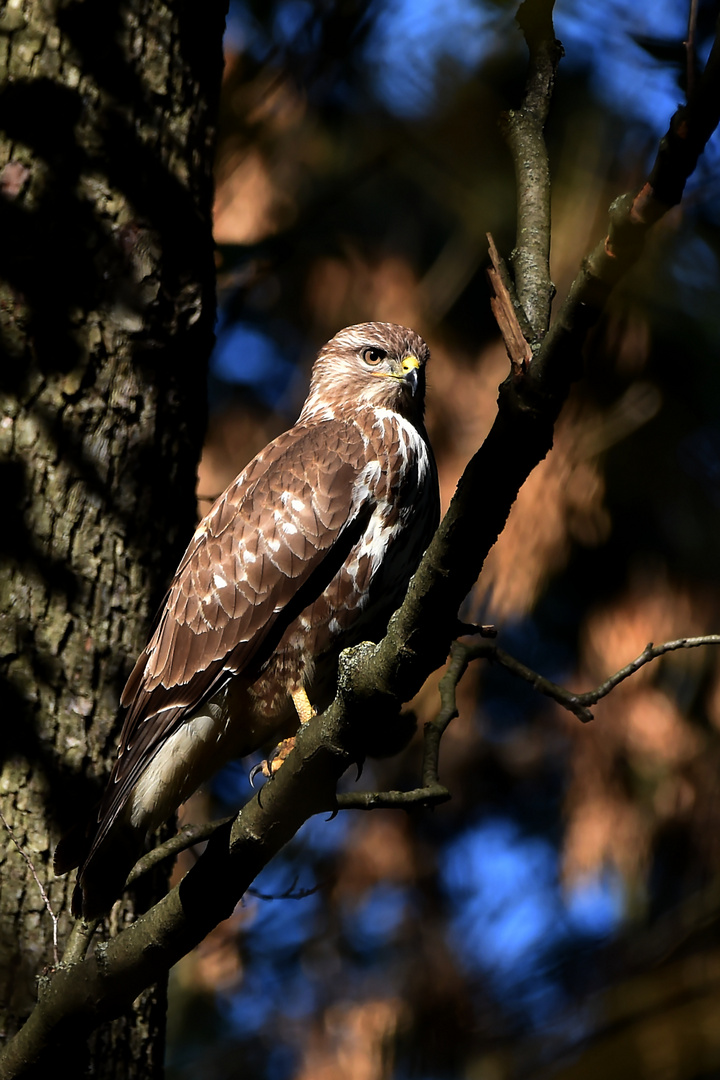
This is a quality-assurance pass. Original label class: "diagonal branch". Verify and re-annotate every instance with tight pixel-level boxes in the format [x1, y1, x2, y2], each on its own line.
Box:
[532, 22, 720, 394]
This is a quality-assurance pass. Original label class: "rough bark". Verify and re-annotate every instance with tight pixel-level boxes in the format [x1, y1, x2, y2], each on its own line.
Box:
[0, 0, 225, 1074]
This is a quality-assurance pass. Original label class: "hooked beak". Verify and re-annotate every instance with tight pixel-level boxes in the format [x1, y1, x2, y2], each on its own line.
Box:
[372, 354, 421, 395]
[399, 355, 420, 396]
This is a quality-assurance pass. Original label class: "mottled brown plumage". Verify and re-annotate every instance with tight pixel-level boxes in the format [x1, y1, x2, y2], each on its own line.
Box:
[55, 322, 439, 918]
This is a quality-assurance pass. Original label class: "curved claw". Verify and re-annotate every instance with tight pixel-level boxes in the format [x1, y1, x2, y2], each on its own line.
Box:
[249, 762, 265, 789]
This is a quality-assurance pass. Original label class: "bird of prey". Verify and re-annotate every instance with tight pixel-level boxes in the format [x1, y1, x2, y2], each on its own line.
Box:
[55, 322, 439, 918]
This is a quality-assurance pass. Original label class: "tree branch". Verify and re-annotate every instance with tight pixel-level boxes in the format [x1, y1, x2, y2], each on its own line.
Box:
[334, 641, 471, 812]
[0, 715, 354, 1079]
[466, 639, 595, 722]
[458, 635, 720, 723]
[125, 817, 235, 886]
[336, 785, 451, 812]
[532, 21, 720, 393]
[501, 0, 562, 337]
[575, 636, 720, 708]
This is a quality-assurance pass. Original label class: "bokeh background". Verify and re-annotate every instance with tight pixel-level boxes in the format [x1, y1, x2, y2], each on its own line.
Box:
[165, 2, 720, 1077]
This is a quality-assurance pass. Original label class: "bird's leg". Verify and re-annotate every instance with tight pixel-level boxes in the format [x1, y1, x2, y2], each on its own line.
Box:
[260, 687, 316, 778]
[291, 687, 315, 725]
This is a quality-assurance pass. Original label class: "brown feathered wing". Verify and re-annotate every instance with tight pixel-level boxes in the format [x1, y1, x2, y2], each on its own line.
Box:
[58, 419, 373, 879]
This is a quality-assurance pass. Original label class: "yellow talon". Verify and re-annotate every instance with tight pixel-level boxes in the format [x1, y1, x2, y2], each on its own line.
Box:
[260, 736, 297, 778]
[255, 689, 316, 781]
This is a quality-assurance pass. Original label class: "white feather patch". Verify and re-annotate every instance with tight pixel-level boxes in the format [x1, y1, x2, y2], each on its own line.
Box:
[127, 700, 229, 829]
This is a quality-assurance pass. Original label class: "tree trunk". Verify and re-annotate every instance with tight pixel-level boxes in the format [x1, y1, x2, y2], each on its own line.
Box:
[0, 0, 225, 1073]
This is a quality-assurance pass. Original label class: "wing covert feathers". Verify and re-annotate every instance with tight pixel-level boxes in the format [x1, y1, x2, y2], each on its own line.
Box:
[66, 322, 440, 918]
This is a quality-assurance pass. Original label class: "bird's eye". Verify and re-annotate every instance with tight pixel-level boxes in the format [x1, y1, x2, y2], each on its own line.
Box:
[362, 347, 387, 366]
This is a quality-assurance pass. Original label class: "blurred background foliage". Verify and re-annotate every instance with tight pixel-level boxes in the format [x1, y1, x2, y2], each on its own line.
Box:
[165, 1, 720, 1077]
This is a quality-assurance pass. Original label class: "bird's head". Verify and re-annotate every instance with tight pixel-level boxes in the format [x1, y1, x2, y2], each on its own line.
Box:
[299, 322, 431, 424]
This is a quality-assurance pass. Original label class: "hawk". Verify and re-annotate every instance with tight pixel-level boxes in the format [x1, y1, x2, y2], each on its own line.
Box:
[56, 322, 439, 918]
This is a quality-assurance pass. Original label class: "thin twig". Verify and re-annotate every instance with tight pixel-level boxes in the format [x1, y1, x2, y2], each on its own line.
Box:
[458, 634, 720, 723]
[336, 784, 451, 812]
[575, 636, 720, 707]
[0, 809, 59, 966]
[464, 640, 595, 722]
